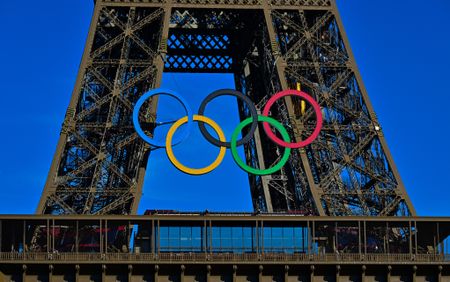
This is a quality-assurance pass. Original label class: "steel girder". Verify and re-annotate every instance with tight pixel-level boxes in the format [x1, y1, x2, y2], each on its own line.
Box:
[268, 7, 415, 216]
[37, 6, 165, 215]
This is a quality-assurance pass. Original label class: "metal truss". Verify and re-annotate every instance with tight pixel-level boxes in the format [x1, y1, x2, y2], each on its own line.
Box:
[268, 8, 415, 216]
[37, 5, 166, 215]
[37, 0, 415, 217]
[165, 11, 235, 72]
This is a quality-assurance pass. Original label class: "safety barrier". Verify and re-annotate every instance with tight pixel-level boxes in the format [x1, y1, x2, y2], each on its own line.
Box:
[1, 252, 448, 263]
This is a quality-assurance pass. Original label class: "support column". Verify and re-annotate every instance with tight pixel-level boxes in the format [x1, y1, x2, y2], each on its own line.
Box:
[409, 221, 413, 258]
[254, 131, 274, 212]
[154, 265, 159, 282]
[259, 265, 263, 282]
[438, 265, 442, 282]
[414, 221, 418, 256]
[361, 265, 366, 282]
[151, 220, 155, 256]
[35, 0, 104, 214]
[0, 219, 2, 253]
[363, 221, 367, 256]
[128, 265, 133, 282]
[49, 265, 54, 282]
[181, 265, 185, 282]
[387, 265, 391, 282]
[22, 265, 27, 282]
[261, 2, 325, 216]
[331, 0, 416, 216]
[102, 265, 106, 282]
[206, 265, 211, 282]
[412, 266, 417, 282]
[310, 265, 315, 282]
[284, 265, 289, 282]
[75, 265, 80, 282]
[233, 265, 237, 282]
[99, 219, 103, 253]
[336, 265, 340, 282]
[358, 221, 362, 256]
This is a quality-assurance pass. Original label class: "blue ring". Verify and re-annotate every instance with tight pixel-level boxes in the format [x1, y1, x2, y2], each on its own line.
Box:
[133, 88, 193, 148]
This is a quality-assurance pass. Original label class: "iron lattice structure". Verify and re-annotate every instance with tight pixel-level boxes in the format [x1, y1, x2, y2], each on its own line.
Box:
[37, 0, 415, 216]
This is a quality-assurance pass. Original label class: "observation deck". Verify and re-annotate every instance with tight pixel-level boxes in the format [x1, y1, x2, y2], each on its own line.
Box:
[0, 213, 449, 281]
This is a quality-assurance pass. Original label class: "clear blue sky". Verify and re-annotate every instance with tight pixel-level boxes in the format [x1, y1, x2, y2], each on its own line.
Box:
[0, 1, 448, 215]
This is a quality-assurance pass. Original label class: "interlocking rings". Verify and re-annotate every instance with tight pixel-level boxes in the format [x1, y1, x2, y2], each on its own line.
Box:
[198, 89, 258, 148]
[262, 89, 323, 149]
[231, 116, 291, 175]
[166, 115, 227, 175]
[133, 89, 193, 148]
[133, 88, 323, 176]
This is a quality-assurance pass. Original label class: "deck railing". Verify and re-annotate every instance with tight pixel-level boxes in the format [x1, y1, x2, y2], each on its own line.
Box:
[1, 252, 449, 263]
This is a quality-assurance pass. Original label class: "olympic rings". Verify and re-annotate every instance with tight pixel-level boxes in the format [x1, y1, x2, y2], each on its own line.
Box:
[133, 89, 193, 148]
[231, 116, 291, 175]
[262, 89, 323, 149]
[133, 88, 323, 176]
[198, 89, 258, 148]
[166, 115, 227, 175]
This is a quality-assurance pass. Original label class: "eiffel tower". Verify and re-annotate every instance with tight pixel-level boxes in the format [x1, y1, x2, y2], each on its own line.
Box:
[37, 0, 415, 217]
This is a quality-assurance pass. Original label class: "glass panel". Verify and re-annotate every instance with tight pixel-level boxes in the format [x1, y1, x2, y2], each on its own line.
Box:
[159, 226, 169, 252]
[211, 226, 221, 252]
[262, 225, 309, 253]
[159, 225, 203, 252]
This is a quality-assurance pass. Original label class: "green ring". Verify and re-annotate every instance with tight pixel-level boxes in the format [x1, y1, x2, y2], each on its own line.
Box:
[231, 115, 291, 175]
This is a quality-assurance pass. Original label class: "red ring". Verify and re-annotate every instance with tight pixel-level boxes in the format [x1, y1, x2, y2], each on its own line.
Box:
[262, 89, 323, 149]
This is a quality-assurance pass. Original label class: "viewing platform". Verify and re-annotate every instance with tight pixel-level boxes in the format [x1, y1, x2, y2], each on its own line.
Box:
[0, 213, 449, 282]
[1, 213, 449, 263]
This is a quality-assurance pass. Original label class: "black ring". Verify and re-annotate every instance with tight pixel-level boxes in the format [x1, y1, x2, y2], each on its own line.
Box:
[198, 89, 258, 148]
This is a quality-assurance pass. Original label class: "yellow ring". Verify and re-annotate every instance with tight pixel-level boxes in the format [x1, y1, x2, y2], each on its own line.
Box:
[166, 115, 226, 175]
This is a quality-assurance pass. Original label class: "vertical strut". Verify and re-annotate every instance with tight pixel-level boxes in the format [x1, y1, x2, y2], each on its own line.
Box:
[262, 2, 325, 215]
